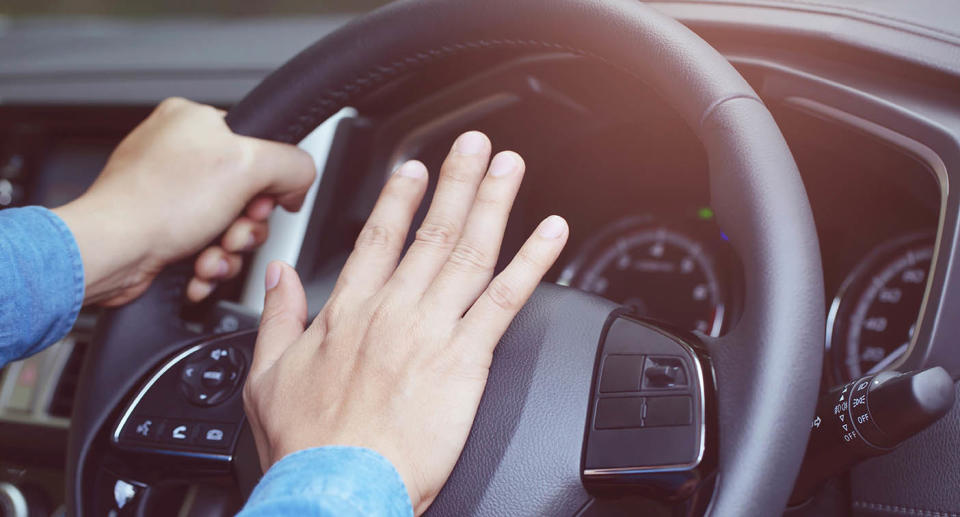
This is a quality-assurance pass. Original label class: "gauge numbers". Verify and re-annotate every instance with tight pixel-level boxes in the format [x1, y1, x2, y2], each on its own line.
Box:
[561, 221, 726, 336]
[828, 235, 933, 381]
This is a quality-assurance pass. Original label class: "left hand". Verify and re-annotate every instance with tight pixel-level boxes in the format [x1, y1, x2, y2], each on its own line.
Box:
[53, 97, 317, 306]
[242, 131, 569, 514]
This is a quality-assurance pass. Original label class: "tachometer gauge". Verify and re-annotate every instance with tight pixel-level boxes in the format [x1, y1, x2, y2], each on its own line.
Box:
[827, 234, 934, 382]
[558, 217, 728, 336]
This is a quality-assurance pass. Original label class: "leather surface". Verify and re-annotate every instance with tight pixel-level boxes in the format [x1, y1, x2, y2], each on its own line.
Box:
[850, 381, 960, 517]
[225, 0, 824, 515]
[700, 98, 825, 517]
[226, 0, 761, 144]
[69, 0, 825, 515]
[427, 284, 616, 517]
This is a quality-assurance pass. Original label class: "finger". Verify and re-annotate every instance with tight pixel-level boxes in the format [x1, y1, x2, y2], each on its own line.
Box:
[244, 138, 317, 212]
[194, 246, 244, 281]
[246, 196, 276, 221]
[330, 160, 428, 302]
[222, 217, 269, 253]
[458, 216, 569, 348]
[422, 151, 525, 312]
[186, 277, 217, 303]
[389, 131, 491, 295]
[251, 261, 307, 377]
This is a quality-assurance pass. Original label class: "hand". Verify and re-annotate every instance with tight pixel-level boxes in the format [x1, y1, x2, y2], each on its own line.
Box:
[52, 97, 316, 306]
[242, 131, 569, 514]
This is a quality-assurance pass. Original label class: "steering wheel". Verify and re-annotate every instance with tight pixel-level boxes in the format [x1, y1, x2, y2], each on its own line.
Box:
[66, 0, 825, 515]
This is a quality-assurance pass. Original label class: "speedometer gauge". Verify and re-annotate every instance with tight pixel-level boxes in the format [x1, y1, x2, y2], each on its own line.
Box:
[827, 234, 934, 382]
[558, 217, 728, 336]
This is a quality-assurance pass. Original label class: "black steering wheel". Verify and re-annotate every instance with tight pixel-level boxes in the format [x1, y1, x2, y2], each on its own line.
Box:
[66, 0, 825, 515]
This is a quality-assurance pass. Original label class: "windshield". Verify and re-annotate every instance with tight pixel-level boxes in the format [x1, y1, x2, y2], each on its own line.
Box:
[3, 0, 390, 17]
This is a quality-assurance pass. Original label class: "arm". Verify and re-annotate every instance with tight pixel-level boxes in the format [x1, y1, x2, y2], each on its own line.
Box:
[237, 447, 412, 516]
[0, 97, 315, 366]
[0, 207, 84, 365]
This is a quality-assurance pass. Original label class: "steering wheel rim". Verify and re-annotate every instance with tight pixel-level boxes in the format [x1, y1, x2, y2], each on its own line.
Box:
[67, 1, 825, 515]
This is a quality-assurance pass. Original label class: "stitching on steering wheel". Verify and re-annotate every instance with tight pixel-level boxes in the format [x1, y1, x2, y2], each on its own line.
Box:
[279, 39, 594, 143]
[853, 501, 960, 517]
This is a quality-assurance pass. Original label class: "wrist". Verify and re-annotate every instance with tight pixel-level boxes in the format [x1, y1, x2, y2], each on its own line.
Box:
[52, 196, 155, 305]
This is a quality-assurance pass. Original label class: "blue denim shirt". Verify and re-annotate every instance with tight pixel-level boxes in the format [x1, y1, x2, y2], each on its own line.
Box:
[0, 206, 413, 516]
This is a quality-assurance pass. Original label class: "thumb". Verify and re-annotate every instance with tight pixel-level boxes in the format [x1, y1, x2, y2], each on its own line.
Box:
[251, 261, 307, 377]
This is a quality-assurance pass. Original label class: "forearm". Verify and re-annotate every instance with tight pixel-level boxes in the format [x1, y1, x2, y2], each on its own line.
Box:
[237, 446, 413, 517]
[0, 206, 85, 366]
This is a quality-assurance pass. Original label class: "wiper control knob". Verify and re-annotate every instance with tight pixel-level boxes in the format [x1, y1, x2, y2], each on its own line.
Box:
[790, 367, 955, 504]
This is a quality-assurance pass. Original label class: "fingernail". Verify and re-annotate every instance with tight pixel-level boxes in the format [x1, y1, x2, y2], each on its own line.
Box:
[453, 131, 487, 155]
[396, 160, 427, 178]
[537, 215, 567, 239]
[489, 152, 519, 177]
[192, 280, 215, 300]
[216, 259, 230, 277]
[265, 262, 282, 290]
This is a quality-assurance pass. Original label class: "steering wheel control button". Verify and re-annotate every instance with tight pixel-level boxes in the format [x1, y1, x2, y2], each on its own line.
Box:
[121, 416, 162, 442]
[598, 355, 644, 393]
[201, 366, 226, 388]
[595, 397, 645, 429]
[178, 344, 245, 407]
[163, 422, 197, 444]
[197, 423, 236, 449]
[583, 317, 713, 500]
[644, 396, 692, 427]
[112, 334, 256, 464]
[642, 356, 688, 389]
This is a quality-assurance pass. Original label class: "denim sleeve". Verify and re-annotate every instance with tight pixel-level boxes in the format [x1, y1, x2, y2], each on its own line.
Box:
[237, 446, 414, 517]
[0, 206, 85, 367]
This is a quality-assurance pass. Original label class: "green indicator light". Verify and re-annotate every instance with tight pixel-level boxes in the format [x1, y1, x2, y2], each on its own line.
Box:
[697, 207, 715, 220]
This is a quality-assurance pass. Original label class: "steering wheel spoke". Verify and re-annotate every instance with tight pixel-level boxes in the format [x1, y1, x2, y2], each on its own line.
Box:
[68, 1, 825, 515]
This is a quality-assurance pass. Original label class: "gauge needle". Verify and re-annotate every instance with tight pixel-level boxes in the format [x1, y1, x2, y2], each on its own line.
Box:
[866, 342, 910, 375]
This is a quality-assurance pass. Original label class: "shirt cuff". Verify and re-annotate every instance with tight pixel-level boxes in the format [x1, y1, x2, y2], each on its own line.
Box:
[238, 446, 413, 517]
[0, 206, 85, 365]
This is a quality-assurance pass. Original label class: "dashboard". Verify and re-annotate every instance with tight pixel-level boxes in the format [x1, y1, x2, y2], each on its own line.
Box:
[1, 1, 959, 515]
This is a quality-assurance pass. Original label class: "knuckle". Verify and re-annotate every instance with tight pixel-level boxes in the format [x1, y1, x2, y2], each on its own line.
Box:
[473, 189, 504, 209]
[447, 241, 495, 273]
[367, 302, 394, 328]
[354, 224, 394, 250]
[415, 220, 459, 248]
[517, 247, 547, 270]
[320, 303, 343, 329]
[485, 277, 521, 312]
[155, 97, 190, 116]
[441, 157, 482, 185]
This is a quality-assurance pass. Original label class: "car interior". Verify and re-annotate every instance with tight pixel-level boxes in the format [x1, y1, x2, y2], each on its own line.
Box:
[1, 0, 959, 516]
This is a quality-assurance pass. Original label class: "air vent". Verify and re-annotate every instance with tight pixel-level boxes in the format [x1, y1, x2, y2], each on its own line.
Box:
[48, 340, 88, 418]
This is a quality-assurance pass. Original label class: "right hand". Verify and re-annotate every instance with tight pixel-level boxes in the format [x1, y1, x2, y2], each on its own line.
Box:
[242, 131, 569, 514]
[53, 97, 316, 306]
